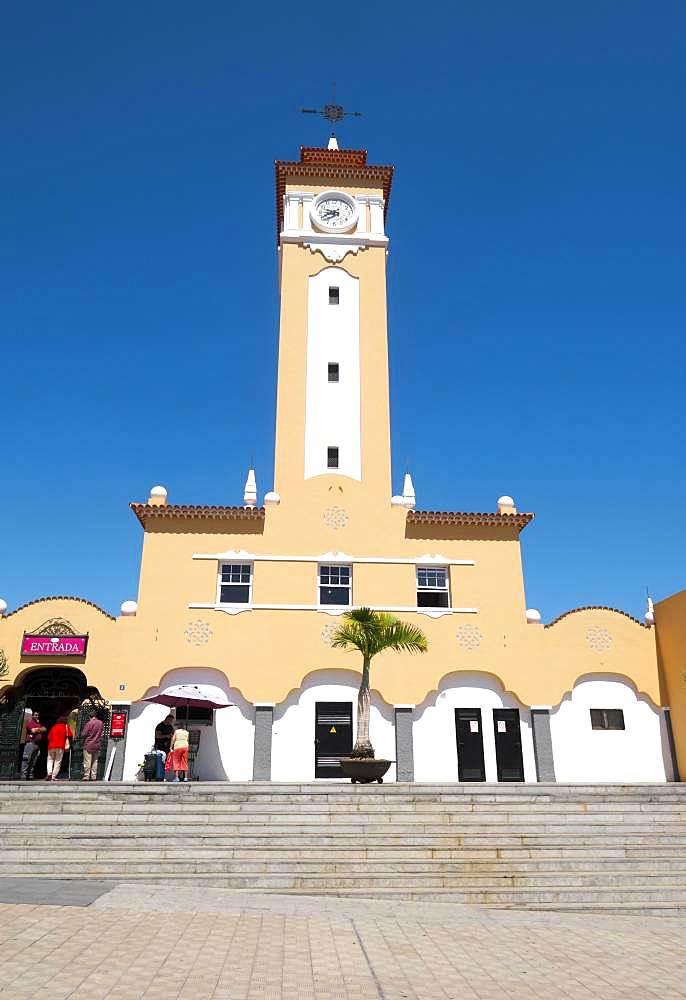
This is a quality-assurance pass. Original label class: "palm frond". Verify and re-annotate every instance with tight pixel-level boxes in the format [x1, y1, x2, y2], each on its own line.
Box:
[331, 608, 428, 659]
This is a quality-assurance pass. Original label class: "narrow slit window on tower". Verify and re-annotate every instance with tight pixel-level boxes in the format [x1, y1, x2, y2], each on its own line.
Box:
[327, 446, 339, 469]
[329, 286, 340, 305]
[328, 363, 339, 383]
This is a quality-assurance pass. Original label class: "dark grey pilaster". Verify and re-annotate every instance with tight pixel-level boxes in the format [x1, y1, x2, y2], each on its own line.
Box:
[394, 705, 415, 782]
[253, 703, 274, 781]
[531, 707, 556, 782]
[663, 709, 680, 782]
[104, 703, 130, 781]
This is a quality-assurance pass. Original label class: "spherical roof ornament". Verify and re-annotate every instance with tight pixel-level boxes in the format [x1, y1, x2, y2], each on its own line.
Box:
[120, 600, 138, 617]
[264, 491, 280, 505]
[526, 608, 542, 624]
[149, 486, 167, 498]
[498, 496, 514, 506]
[0, 598, 7, 616]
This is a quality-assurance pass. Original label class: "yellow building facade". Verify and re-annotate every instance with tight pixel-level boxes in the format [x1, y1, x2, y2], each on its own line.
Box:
[0, 140, 678, 784]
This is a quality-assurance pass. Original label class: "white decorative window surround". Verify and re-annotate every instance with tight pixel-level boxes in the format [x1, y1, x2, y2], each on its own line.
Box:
[192, 553, 475, 616]
[194, 549, 474, 567]
[189, 602, 477, 618]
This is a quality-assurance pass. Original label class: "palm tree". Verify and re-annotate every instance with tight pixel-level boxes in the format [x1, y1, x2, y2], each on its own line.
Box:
[331, 608, 428, 759]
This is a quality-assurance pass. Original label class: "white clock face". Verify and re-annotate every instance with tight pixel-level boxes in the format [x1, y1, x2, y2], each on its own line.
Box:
[312, 193, 358, 233]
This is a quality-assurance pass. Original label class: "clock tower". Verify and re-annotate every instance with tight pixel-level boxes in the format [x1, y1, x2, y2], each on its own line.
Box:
[273, 142, 394, 508]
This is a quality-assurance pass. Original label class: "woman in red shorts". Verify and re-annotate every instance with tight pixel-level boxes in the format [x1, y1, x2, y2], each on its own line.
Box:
[169, 720, 189, 782]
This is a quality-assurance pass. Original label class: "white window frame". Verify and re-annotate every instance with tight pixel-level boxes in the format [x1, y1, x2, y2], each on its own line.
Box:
[416, 565, 450, 608]
[217, 562, 253, 606]
[318, 564, 352, 608]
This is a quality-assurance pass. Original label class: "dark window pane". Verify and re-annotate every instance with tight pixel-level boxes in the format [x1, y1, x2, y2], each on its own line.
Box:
[328, 363, 339, 382]
[320, 586, 350, 605]
[329, 286, 340, 305]
[417, 591, 450, 608]
[220, 584, 250, 604]
[327, 447, 339, 469]
[590, 709, 625, 730]
[175, 706, 212, 726]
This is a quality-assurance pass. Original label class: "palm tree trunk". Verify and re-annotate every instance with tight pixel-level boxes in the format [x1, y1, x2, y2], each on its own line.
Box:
[351, 656, 374, 758]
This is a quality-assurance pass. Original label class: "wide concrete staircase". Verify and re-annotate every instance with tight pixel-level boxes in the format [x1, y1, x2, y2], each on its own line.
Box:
[1, 782, 685, 913]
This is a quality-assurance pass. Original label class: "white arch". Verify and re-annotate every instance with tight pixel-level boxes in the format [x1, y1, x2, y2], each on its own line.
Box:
[272, 669, 396, 782]
[550, 673, 671, 782]
[123, 667, 254, 781]
[413, 671, 537, 783]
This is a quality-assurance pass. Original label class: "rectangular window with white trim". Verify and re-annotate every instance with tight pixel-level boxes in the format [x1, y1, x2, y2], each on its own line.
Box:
[319, 565, 352, 606]
[416, 566, 450, 608]
[218, 563, 252, 605]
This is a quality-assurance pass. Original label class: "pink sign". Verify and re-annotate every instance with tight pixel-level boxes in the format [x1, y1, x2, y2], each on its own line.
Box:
[21, 634, 88, 657]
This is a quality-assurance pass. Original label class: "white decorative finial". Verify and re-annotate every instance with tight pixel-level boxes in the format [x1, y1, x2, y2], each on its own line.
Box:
[264, 491, 280, 505]
[526, 608, 542, 624]
[402, 473, 416, 508]
[148, 485, 168, 506]
[645, 595, 655, 626]
[120, 600, 138, 617]
[497, 495, 517, 514]
[0, 598, 7, 616]
[327, 133, 339, 151]
[243, 469, 257, 507]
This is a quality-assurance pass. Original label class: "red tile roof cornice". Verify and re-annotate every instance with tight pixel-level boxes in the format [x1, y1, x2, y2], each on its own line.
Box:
[275, 146, 394, 242]
[130, 503, 266, 527]
[407, 510, 534, 531]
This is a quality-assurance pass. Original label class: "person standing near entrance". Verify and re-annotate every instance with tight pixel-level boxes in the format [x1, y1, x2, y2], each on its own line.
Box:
[21, 710, 46, 780]
[81, 711, 105, 781]
[169, 720, 190, 782]
[46, 714, 73, 781]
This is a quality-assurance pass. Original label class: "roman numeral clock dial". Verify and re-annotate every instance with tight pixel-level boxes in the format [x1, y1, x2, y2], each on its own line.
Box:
[311, 191, 358, 233]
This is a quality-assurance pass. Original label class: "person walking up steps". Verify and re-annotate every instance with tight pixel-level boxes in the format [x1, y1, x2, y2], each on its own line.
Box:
[21, 710, 46, 780]
[81, 710, 105, 780]
[46, 714, 73, 781]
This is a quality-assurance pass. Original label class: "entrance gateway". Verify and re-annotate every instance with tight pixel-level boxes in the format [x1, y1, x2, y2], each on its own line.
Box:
[454, 707, 525, 782]
[314, 701, 353, 778]
[0, 667, 110, 780]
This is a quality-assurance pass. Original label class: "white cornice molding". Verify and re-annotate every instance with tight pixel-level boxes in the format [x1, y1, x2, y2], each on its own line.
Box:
[193, 551, 475, 567]
[188, 602, 478, 618]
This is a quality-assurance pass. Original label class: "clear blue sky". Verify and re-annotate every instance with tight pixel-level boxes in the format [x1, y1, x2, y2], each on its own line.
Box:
[2, 2, 685, 620]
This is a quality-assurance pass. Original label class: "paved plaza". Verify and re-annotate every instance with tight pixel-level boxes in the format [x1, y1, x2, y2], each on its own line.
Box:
[0, 881, 685, 999]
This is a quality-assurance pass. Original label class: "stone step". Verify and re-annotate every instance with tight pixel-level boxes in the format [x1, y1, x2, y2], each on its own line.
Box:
[0, 849, 683, 875]
[3, 858, 686, 888]
[0, 866, 683, 902]
[4, 837, 685, 860]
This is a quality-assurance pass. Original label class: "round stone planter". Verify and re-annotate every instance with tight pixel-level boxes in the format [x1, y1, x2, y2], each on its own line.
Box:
[339, 758, 393, 784]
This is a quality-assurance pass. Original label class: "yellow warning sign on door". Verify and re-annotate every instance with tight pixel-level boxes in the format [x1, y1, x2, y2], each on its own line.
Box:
[329, 726, 337, 734]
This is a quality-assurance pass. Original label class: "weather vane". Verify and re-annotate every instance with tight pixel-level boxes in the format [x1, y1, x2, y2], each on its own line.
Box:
[300, 84, 362, 130]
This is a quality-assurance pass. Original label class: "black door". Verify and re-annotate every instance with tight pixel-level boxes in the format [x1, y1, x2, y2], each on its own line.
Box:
[493, 708, 524, 782]
[454, 708, 486, 781]
[315, 701, 353, 778]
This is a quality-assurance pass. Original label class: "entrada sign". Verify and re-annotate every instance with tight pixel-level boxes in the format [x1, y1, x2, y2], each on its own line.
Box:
[21, 634, 89, 657]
